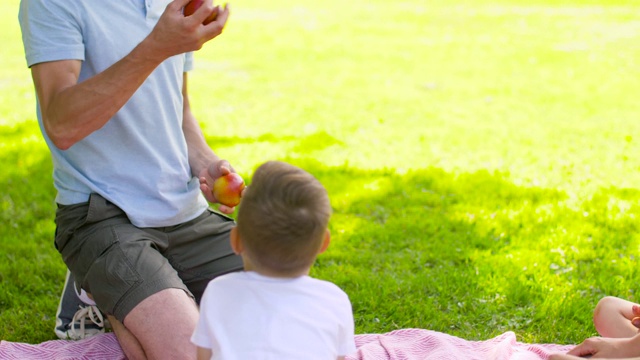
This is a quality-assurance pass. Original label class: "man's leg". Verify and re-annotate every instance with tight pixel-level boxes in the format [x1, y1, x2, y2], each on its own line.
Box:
[112, 288, 198, 360]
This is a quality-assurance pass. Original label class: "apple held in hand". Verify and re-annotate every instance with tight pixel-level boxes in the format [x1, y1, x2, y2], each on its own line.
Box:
[184, 0, 219, 25]
[213, 173, 245, 207]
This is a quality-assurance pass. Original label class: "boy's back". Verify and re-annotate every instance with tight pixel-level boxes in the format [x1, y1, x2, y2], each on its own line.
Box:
[192, 271, 355, 360]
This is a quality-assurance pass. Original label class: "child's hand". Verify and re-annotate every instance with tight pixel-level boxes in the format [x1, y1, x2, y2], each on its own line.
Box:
[631, 305, 640, 330]
[548, 353, 583, 359]
[563, 336, 637, 359]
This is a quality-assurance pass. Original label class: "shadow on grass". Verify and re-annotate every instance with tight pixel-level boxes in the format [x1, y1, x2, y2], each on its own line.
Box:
[2, 127, 640, 344]
[291, 160, 568, 340]
[204, 130, 343, 152]
[291, 159, 640, 343]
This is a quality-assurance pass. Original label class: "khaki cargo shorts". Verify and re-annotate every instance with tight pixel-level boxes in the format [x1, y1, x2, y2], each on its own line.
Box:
[54, 193, 243, 321]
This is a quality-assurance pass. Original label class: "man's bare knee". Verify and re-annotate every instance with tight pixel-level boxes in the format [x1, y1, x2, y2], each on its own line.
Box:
[122, 289, 199, 360]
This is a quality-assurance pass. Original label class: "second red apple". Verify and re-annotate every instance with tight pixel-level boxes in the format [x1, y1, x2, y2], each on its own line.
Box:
[212, 173, 245, 207]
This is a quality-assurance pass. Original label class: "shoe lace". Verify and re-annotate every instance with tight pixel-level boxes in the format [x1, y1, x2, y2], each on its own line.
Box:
[68, 305, 105, 340]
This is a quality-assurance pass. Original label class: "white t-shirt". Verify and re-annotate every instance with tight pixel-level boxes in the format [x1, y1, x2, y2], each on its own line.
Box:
[191, 271, 357, 359]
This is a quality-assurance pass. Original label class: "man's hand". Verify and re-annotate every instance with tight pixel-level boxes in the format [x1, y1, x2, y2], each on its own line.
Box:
[199, 160, 238, 213]
[145, 0, 230, 62]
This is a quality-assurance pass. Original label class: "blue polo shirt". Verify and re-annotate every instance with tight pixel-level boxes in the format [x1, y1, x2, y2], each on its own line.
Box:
[19, 0, 208, 227]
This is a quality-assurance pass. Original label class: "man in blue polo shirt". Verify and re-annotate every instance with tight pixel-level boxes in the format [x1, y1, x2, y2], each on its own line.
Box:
[19, 0, 242, 358]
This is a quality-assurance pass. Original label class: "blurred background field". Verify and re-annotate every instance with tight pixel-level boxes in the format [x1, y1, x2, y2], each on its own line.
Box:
[2, 0, 640, 345]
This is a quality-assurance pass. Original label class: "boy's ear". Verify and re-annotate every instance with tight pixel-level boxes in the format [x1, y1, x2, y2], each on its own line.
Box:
[230, 227, 243, 255]
[318, 229, 331, 254]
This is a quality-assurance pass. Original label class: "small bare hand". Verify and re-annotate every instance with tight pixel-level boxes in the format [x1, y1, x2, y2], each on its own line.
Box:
[548, 354, 585, 360]
[631, 305, 640, 330]
[564, 336, 638, 359]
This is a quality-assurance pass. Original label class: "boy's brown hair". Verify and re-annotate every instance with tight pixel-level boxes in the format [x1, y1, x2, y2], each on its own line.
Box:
[236, 161, 332, 276]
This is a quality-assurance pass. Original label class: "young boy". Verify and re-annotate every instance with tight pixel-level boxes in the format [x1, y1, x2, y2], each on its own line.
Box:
[550, 296, 640, 359]
[191, 161, 357, 360]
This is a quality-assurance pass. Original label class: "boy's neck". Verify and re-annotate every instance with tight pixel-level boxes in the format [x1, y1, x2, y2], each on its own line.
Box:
[243, 261, 310, 279]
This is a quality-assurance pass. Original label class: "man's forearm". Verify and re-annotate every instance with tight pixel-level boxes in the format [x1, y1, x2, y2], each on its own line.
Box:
[183, 106, 219, 177]
[181, 72, 221, 177]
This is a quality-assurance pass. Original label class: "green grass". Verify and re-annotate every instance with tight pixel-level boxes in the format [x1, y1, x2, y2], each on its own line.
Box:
[2, 0, 640, 346]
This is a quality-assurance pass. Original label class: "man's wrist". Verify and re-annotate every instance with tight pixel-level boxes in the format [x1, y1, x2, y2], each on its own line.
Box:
[133, 36, 169, 67]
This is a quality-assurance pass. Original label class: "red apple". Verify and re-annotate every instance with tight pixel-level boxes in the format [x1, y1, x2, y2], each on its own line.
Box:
[184, 0, 219, 25]
[213, 173, 245, 207]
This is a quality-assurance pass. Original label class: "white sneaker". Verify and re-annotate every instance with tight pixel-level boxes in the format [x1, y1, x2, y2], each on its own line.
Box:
[67, 304, 106, 340]
[54, 270, 107, 340]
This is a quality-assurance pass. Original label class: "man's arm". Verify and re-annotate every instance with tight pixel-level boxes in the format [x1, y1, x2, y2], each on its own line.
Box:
[182, 72, 221, 181]
[182, 73, 239, 213]
[30, 0, 228, 150]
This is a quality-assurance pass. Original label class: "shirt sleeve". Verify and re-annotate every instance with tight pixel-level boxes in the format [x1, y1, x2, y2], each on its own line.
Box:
[191, 284, 215, 349]
[19, 0, 85, 67]
[184, 52, 195, 72]
[338, 294, 357, 355]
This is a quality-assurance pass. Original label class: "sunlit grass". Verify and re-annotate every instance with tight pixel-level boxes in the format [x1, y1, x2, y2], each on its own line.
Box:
[2, 0, 640, 347]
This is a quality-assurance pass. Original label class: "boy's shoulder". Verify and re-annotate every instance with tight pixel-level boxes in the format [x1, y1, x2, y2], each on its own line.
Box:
[208, 272, 349, 298]
[304, 277, 352, 302]
[208, 271, 249, 284]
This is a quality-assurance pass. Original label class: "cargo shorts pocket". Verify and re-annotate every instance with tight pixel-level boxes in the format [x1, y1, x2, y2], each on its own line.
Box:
[85, 238, 142, 315]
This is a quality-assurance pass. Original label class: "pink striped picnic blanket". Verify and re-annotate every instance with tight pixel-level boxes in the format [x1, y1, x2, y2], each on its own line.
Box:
[0, 329, 573, 359]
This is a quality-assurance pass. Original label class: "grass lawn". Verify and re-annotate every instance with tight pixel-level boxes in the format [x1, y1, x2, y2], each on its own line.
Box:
[2, 0, 640, 347]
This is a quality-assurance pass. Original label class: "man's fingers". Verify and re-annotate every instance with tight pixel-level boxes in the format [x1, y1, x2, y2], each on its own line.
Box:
[208, 6, 220, 21]
[191, 0, 218, 24]
[218, 4, 230, 25]
[218, 204, 235, 214]
[205, 3, 229, 31]
[181, 0, 219, 26]
[169, 0, 193, 12]
[216, 164, 231, 177]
